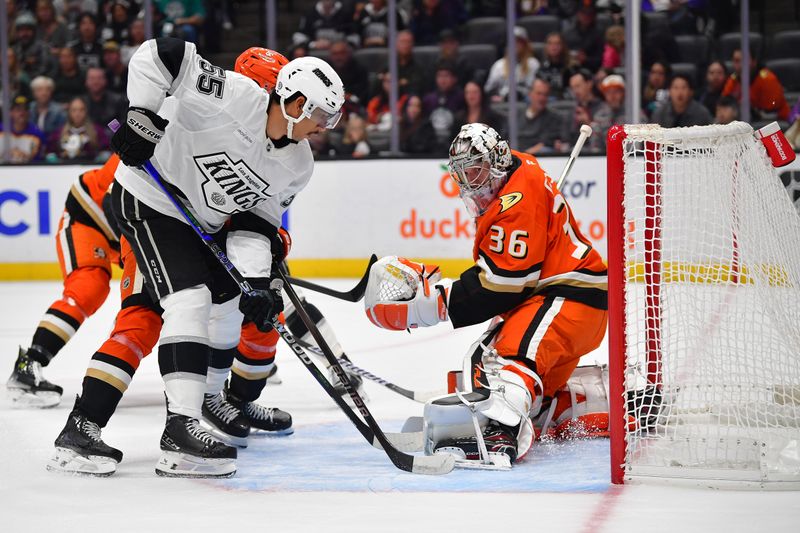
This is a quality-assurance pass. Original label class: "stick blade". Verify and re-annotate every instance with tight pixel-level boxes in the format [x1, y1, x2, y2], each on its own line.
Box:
[411, 453, 455, 475]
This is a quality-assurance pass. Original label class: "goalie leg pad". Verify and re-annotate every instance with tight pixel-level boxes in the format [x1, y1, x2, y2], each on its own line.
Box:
[534, 364, 610, 440]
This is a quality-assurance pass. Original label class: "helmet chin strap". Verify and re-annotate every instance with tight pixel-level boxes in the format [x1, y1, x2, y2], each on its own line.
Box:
[279, 98, 303, 141]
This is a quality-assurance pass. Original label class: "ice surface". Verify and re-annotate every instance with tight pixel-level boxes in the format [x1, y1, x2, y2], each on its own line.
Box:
[1, 281, 798, 532]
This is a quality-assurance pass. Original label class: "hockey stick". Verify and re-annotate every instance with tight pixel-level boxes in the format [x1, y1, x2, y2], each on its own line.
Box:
[109, 122, 450, 474]
[295, 338, 446, 403]
[557, 124, 593, 189]
[285, 254, 378, 302]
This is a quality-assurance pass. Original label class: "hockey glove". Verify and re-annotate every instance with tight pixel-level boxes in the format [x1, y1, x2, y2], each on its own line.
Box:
[239, 278, 284, 332]
[111, 107, 169, 167]
[269, 227, 292, 263]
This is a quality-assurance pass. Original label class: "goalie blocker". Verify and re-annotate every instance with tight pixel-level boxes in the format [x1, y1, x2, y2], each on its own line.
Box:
[364, 124, 608, 468]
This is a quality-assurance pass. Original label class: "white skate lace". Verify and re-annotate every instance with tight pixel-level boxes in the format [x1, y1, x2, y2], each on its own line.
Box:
[28, 358, 44, 386]
[206, 393, 241, 424]
[245, 402, 275, 422]
[186, 418, 217, 446]
[80, 418, 103, 442]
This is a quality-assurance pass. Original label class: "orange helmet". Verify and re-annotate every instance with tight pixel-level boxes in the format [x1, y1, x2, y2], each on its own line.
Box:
[234, 47, 289, 93]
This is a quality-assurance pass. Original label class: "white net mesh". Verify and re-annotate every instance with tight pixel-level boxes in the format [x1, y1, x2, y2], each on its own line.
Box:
[619, 122, 800, 486]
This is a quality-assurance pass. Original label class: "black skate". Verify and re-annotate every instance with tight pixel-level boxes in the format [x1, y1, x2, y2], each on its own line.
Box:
[227, 389, 294, 436]
[47, 396, 122, 476]
[6, 347, 63, 408]
[201, 392, 250, 447]
[156, 410, 237, 478]
[434, 421, 518, 469]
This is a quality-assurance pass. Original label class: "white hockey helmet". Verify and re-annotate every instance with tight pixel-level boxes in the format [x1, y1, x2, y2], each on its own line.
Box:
[274, 56, 345, 139]
[448, 123, 513, 217]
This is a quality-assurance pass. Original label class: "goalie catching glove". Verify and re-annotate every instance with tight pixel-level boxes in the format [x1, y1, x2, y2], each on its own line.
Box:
[364, 256, 452, 331]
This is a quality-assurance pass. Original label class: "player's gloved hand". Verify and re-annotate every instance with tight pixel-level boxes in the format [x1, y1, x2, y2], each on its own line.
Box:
[111, 107, 169, 167]
[365, 256, 452, 331]
[239, 278, 284, 332]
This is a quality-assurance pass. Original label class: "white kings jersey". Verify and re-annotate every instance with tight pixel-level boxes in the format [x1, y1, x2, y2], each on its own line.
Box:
[115, 39, 313, 236]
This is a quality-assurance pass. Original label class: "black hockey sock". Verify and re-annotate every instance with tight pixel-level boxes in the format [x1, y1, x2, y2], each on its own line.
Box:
[81, 352, 138, 427]
[229, 349, 273, 402]
[30, 307, 83, 365]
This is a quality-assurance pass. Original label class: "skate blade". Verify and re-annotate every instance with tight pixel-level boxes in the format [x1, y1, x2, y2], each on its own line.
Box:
[435, 450, 512, 471]
[199, 419, 249, 448]
[248, 426, 294, 437]
[155, 451, 236, 478]
[6, 387, 61, 408]
[47, 447, 117, 476]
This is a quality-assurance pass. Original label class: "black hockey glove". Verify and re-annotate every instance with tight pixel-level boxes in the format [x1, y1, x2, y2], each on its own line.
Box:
[239, 278, 284, 332]
[111, 107, 169, 167]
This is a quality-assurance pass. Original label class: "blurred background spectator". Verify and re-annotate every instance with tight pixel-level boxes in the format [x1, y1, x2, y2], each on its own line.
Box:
[121, 18, 146, 65]
[517, 77, 564, 155]
[14, 11, 56, 78]
[35, 0, 69, 56]
[0, 95, 45, 163]
[594, 73, 625, 139]
[47, 95, 109, 162]
[537, 32, 572, 100]
[332, 114, 372, 157]
[396, 30, 427, 96]
[84, 66, 126, 127]
[652, 74, 713, 128]
[409, 0, 467, 46]
[328, 39, 369, 105]
[642, 61, 670, 118]
[29, 75, 66, 138]
[400, 94, 436, 154]
[71, 12, 103, 70]
[102, 40, 128, 94]
[101, 0, 137, 44]
[4, 48, 33, 100]
[294, 0, 353, 51]
[451, 80, 504, 138]
[715, 95, 739, 125]
[722, 49, 790, 121]
[355, 0, 408, 48]
[601, 24, 624, 70]
[53, 46, 86, 104]
[423, 60, 464, 147]
[698, 61, 728, 116]
[563, 4, 604, 71]
[484, 26, 539, 102]
[366, 71, 408, 130]
[155, 0, 205, 44]
[436, 29, 473, 87]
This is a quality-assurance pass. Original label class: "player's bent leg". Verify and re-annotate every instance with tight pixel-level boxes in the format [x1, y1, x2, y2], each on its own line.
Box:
[227, 320, 293, 436]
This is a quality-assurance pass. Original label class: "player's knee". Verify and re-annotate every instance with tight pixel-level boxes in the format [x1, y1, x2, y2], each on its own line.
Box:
[63, 266, 112, 316]
[238, 321, 278, 361]
[160, 284, 212, 342]
[208, 296, 243, 350]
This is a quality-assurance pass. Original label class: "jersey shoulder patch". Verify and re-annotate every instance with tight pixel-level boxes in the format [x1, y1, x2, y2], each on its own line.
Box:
[498, 192, 523, 213]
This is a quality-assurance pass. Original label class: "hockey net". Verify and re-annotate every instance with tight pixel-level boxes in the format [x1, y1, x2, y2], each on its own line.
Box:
[607, 122, 800, 488]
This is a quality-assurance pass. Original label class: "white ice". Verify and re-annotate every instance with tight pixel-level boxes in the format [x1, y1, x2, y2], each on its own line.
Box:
[1, 280, 798, 532]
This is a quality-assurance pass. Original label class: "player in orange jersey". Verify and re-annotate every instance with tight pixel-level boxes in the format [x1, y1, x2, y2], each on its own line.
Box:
[364, 123, 608, 468]
[7, 155, 122, 407]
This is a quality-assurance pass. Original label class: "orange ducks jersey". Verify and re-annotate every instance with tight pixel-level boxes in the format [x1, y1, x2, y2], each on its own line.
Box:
[447, 150, 607, 328]
[64, 154, 121, 245]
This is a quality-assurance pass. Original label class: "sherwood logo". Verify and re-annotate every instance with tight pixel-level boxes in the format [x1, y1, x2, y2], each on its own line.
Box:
[194, 153, 272, 213]
[127, 116, 162, 141]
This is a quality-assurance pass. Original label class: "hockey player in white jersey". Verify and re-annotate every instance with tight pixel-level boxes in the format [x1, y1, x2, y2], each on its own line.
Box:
[109, 37, 344, 477]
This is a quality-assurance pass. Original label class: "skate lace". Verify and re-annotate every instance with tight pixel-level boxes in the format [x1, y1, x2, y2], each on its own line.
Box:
[81, 419, 103, 442]
[186, 418, 217, 446]
[28, 359, 44, 385]
[245, 402, 275, 422]
[206, 394, 240, 424]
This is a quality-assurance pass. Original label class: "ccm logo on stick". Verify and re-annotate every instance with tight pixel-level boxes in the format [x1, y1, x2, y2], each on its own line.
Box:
[0, 190, 50, 236]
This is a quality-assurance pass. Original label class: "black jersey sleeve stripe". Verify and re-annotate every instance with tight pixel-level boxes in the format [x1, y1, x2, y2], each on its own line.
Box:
[448, 265, 534, 328]
[154, 37, 186, 81]
[478, 250, 543, 279]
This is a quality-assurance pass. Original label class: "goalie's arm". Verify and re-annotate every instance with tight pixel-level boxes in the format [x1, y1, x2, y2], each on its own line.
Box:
[447, 265, 535, 328]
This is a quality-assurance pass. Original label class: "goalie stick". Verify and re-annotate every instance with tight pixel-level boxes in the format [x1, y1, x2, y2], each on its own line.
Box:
[557, 124, 592, 189]
[109, 121, 450, 474]
[284, 254, 378, 302]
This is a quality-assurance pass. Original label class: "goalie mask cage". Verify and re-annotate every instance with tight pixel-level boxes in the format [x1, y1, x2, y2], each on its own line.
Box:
[606, 122, 800, 489]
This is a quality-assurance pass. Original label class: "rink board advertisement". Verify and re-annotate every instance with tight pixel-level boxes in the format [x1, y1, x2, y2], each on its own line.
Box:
[1, 156, 799, 279]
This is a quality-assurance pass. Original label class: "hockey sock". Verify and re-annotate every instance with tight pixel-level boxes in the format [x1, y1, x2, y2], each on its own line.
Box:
[159, 342, 210, 419]
[229, 349, 275, 402]
[207, 347, 236, 396]
[29, 301, 84, 365]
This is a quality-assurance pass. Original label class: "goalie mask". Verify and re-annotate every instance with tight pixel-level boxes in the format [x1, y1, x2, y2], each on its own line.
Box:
[448, 123, 513, 217]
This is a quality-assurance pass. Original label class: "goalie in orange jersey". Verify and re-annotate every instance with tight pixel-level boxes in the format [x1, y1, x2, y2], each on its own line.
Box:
[364, 123, 609, 468]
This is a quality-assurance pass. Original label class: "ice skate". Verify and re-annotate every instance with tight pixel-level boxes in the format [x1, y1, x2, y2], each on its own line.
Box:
[201, 392, 250, 447]
[434, 421, 518, 469]
[6, 347, 62, 408]
[226, 389, 293, 436]
[156, 410, 237, 478]
[47, 397, 122, 476]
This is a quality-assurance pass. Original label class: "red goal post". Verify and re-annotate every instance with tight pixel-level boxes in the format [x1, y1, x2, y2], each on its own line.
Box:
[606, 122, 800, 489]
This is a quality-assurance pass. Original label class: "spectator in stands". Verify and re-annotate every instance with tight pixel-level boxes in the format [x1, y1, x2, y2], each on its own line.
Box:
[594, 74, 625, 140]
[366, 71, 409, 130]
[436, 29, 473, 87]
[155, 0, 205, 44]
[102, 40, 128, 94]
[538, 32, 571, 100]
[565, 69, 606, 152]
[84, 66, 126, 127]
[563, 4, 604, 72]
[714, 95, 739, 125]
[484, 26, 540, 102]
[652, 74, 713, 128]
[395, 30, 428, 96]
[294, 0, 353, 51]
[400, 94, 437, 154]
[35, 0, 69, 55]
[642, 61, 670, 118]
[568, 68, 604, 117]
[722, 49, 790, 121]
[333, 114, 372, 157]
[640, 12, 679, 70]
[328, 39, 369, 105]
[29, 76, 66, 138]
[601, 25, 624, 70]
[121, 18, 146, 65]
[288, 42, 309, 60]
[14, 11, 56, 78]
[6, 1, 19, 45]
[53, 47, 86, 104]
[102, 0, 136, 44]
[451, 80, 504, 138]
[697, 61, 727, 116]
[71, 12, 103, 70]
[517, 78, 565, 155]
[355, 0, 408, 48]
[47, 96, 109, 162]
[0, 95, 46, 163]
[423, 60, 465, 145]
[410, 0, 467, 46]
[519, 0, 555, 15]
[4, 48, 32, 100]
